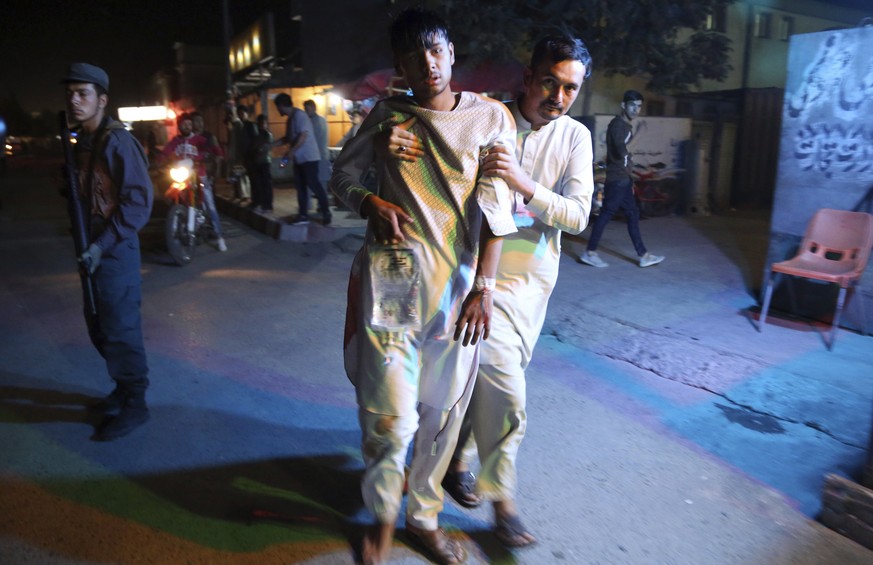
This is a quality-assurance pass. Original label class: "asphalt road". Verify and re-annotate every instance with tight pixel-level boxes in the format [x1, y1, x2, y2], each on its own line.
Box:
[1, 156, 872, 564]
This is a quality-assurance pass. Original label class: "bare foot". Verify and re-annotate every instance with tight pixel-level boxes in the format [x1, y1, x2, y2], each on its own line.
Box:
[361, 522, 395, 565]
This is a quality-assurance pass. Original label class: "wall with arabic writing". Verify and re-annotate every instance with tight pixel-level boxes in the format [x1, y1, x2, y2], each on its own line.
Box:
[766, 26, 873, 330]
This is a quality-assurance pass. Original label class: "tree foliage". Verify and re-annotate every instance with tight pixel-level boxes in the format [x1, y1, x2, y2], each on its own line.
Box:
[439, 0, 735, 93]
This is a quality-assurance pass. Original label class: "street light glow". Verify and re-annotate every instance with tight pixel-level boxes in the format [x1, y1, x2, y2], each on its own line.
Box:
[117, 106, 172, 122]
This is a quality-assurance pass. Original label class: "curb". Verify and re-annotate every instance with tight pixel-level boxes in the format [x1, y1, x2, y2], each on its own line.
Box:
[214, 183, 366, 242]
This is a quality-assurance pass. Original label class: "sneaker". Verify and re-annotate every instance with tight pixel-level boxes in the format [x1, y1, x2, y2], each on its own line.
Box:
[639, 252, 664, 268]
[217, 238, 227, 252]
[289, 215, 310, 226]
[579, 251, 609, 268]
[322, 212, 332, 226]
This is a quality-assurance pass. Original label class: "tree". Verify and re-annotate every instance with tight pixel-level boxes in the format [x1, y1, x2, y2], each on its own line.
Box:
[439, 0, 734, 95]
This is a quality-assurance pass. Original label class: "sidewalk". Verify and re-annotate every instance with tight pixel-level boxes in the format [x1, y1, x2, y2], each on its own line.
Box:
[213, 177, 367, 243]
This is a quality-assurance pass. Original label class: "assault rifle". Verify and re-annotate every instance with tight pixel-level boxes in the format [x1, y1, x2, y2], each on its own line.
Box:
[58, 111, 98, 327]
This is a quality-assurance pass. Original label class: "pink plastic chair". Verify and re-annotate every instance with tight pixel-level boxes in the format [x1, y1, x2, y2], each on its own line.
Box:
[758, 208, 873, 349]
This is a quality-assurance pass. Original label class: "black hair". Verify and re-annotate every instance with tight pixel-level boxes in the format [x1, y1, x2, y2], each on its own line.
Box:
[274, 93, 292, 107]
[176, 112, 191, 127]
[95, 84, 108, 97]
[623, 90, 644, 103]
[303, 100, 316, 109]
[390, 7, 450, 57]
[236, 104, 249, 115]
[530, 35, 593, 79]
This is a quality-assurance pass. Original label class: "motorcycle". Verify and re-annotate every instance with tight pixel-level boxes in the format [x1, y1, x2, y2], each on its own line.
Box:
[164, 158, 214, 265]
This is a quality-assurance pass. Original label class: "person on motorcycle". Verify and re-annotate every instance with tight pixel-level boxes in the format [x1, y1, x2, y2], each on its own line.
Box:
[191, 111, 223, 190]
[161, 113, 227, 251]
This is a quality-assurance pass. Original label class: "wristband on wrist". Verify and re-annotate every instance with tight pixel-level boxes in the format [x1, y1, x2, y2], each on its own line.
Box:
[474, 276, 496, 292]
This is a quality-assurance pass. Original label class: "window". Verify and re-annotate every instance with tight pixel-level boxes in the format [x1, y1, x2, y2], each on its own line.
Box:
[754, 12, 772, 38]
[779, 16, 795, 41]
[646, 100, 665, 117]
[676, 100, 693, 117]
[705, 5, 727, 33]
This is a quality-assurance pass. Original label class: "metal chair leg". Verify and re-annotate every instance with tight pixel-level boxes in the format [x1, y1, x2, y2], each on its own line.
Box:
[827, 286, 848, 351]
[759, 271, 775, 332]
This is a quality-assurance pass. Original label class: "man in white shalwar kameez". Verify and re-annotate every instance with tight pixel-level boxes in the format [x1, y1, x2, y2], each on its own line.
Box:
[329, 8, 517, 565]
[384, 34, 594, 549]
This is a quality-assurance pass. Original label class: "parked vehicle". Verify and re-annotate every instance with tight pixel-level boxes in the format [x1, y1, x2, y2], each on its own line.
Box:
[632, 163, 683, 217]
[590, 161, 683, 218]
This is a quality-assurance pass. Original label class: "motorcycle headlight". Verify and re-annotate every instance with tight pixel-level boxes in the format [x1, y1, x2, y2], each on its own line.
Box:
[170, 166, 190, 183]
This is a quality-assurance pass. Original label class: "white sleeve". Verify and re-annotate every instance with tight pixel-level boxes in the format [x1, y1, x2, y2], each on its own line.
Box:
[525, 126, 593, 235]
[476, 103, 518, 236]
[328, 108, 385, 216]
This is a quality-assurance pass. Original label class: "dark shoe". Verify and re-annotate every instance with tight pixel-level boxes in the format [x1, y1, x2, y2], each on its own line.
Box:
[494, 514, 537, 548]
[405, 522, 466, 564]
[88, 384, 126, 415]
[288, 215, 310, 226]
[442, 470, 481, 509]
[93, 396, 150, 441]
[322, 212, 332, 226]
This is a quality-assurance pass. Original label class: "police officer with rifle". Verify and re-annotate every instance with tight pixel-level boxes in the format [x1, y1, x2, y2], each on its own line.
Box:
[61, 63, 153, 441]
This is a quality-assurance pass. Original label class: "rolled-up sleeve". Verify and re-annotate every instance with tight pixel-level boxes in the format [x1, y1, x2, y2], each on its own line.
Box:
[476, 104, 518, 237]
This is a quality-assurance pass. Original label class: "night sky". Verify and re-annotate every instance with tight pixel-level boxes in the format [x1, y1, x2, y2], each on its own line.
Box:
[0, 0, 283, 113]
[1, 0, 870, 114]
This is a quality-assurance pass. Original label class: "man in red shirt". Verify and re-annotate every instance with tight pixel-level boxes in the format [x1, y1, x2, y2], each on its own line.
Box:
[162, 113, 227, 251]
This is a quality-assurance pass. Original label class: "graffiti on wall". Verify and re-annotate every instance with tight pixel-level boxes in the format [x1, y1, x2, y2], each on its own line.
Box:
[785, 30, 873, 180]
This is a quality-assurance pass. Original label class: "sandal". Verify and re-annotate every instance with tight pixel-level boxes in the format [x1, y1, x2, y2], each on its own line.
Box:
[441, 470, 481, 509]
[495, 514, 537, 548]
[405, 522, 467, 564]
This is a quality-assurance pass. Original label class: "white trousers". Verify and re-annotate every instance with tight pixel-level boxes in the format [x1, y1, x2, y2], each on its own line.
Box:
[358, 368, 476, 530]
[455, 362, 527, 501]
[345, 247, 481, 529]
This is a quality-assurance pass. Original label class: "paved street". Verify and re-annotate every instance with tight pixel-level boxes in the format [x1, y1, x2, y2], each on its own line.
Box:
[1, 156, 872, 564]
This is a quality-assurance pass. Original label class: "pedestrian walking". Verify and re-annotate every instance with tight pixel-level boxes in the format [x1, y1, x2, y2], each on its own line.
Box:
[330, 7, 517, 564]
[580, 90, 664, 268]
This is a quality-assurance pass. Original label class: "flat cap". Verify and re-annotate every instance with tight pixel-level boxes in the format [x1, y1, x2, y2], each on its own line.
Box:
[62, 63, 109, 92]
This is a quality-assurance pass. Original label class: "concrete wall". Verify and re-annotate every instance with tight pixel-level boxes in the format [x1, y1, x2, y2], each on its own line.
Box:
[766, 26, 873, 330]
[696, 0, 868, 93]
